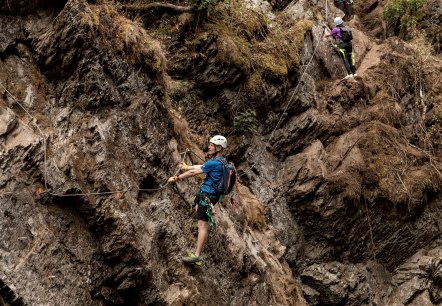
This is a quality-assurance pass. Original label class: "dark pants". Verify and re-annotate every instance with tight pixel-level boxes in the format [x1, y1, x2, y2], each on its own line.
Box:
[194, 191, 219, 222]
[336, 42, 356, 75]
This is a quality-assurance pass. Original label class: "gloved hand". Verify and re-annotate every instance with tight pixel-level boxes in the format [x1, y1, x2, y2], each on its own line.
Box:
[180, 162, 189, 170]
[167, 176, 178, 183]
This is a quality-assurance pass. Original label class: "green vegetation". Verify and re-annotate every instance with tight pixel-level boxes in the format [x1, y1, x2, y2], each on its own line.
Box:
[233, 110, 258, 134]
[204, 0, 312, 95]
[383, 0, 428, 39]
[80, 4, 165, 74]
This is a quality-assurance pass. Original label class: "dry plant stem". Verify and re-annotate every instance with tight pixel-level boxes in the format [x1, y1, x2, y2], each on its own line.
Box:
[396, 172, 412, 214]
[408, 143, 442, 179]
[364, 198, 376, 261]
[334, 136, 363, 171]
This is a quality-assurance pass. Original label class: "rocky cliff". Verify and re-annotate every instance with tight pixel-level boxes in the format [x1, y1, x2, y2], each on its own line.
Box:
[0, 0, 441, 305]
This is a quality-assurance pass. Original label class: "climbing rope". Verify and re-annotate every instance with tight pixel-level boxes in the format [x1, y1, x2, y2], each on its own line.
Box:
[325, 0, 329, 22]
[255, 0, 330, 156]
[44, 149, 190, 198]
[170, 183, 193, 207]
[1, 15, 325, 200]
[1, 80, 194, 199]
[231, 29, 325, 177]
[232, 23, 327, 182]
[0, 81, 190, 199]
[188, 149, 206, 163]
[261, 27, 326, 154]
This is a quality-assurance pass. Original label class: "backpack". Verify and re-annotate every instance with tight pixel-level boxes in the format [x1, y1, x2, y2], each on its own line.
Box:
[340, 27, 353, 43]
[213, 157, 237, 195]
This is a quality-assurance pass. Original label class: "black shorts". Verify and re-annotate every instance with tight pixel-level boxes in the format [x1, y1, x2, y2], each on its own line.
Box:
[194, 192, 220, 222]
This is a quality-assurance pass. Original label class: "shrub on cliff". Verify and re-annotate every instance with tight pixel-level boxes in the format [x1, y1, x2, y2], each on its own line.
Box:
[383, 0, 428, 39]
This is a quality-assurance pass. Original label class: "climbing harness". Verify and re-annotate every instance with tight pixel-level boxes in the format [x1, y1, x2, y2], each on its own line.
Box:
[330, 43, 356, 65]
[196, 190, 218, 227]
[329, 43, 356, 79]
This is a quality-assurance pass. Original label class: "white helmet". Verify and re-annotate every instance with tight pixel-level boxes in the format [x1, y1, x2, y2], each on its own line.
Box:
[209, 135, 227, 148]
[334, 17, 344, 26]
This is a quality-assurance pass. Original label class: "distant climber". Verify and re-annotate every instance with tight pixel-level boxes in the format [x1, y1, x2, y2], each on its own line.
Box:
[325, 17, 357, 79]
[167, 135, 228, 266]
[333, 0, 353, 21]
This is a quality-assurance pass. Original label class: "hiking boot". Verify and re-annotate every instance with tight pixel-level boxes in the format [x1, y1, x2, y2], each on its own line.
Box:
[344, 74, 353, 79]
[182, 253, 203, 266]
[353, 73, 358, 77]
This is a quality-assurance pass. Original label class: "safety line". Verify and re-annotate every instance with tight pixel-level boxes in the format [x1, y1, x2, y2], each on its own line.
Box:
[49, 190, 130, 197]
[261, 27, 326, 153]
[325, 0, 328, 22]
[188, 149, 206, 163]
[0, 82, 190, 199]
[231, 26, 328, 181]
[44, 149, 190, 197]
[2, 23, 326, 198]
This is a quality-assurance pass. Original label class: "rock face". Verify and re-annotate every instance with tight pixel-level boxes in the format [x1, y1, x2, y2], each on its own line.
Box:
[0, 0, 307, 305]
[0, 107, 16, 136]
[0, 0, 441, 305]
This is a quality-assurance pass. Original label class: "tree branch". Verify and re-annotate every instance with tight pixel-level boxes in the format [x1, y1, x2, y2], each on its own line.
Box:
[123, 2, 192, 13]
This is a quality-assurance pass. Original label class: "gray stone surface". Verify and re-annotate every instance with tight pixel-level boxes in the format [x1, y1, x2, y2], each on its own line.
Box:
[0, 107, 16, 136]
[0, 0, 441, 305]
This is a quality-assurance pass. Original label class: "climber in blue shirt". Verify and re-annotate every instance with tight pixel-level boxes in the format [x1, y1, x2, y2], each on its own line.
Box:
[200, 157, 225, 194]
[168, 135, 227, 265]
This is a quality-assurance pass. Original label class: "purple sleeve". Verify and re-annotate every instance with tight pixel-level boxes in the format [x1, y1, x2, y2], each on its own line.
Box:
[330, 28, 341, 40]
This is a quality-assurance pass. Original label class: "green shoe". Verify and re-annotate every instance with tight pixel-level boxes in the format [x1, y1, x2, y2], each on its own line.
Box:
[182, 253, 203, 266]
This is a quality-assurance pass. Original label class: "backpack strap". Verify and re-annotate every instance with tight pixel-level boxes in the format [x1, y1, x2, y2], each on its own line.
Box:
[210, 156, 226, 195]
[211, 156, 226, 181]
[214, 156, 227, 165]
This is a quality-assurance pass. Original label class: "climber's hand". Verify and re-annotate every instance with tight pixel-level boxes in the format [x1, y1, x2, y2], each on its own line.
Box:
[180, 162, 189, 171]
[167, 176, 178, 183]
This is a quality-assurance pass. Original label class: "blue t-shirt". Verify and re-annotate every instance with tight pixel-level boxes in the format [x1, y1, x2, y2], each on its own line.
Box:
[200, 156, 225, 195]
